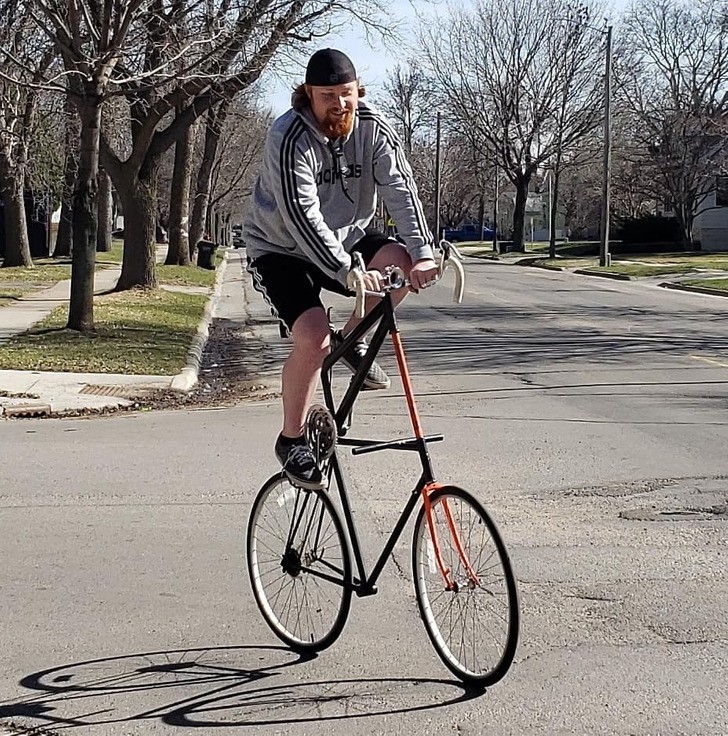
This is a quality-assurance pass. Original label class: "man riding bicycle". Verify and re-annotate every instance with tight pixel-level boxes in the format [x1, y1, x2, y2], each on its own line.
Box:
[244, 48, 438, 491]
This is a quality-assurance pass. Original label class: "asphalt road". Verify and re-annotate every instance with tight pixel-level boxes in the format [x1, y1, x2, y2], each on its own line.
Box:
[1, 258, 726, 735]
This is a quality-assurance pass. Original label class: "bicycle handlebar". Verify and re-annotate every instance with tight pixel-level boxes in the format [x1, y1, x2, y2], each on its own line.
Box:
[346, 240, 465, 318]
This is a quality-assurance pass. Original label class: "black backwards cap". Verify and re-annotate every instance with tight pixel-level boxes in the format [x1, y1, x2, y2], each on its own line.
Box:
[305, 48, 357, 86]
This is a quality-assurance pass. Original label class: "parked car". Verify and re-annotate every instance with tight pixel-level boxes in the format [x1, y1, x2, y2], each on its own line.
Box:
[443, 223, 495, 242]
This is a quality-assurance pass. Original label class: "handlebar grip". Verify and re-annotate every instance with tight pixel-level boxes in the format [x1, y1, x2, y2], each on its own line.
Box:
[346, 268, 366, 318]
[437, 240, 465, 303]
[446, 257, 465, 304]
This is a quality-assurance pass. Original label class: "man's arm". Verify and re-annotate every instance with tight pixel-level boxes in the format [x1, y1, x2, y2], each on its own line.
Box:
[367, 111, 435, 264]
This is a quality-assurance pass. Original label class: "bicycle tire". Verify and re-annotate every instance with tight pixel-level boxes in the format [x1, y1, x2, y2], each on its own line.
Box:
[247, 473, 352, 652]
[412, 486, 519, 685]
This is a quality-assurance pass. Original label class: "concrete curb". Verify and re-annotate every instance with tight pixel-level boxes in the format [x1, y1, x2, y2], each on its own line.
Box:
[574, 268, 631, 281]
[170, 251, 229, 393]
[658, 281, 728, 298]
[525, 261, 565, 271]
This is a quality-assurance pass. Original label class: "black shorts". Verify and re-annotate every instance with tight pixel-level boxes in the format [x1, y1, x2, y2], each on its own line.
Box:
[247, 232, 396, 335]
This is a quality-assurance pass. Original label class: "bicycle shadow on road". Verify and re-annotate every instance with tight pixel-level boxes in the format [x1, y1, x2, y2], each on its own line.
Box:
[0, 645, 483, 731]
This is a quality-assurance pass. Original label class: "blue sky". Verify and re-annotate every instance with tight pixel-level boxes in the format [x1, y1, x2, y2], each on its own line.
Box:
[263, 0, 629, 115]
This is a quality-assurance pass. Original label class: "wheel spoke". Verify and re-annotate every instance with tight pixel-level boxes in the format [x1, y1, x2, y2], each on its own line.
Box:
[248, 477, 352, 651]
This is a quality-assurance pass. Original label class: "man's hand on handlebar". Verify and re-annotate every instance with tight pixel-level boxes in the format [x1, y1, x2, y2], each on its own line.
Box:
[362, 269, 385, 292]
[409, 258, 439, 293]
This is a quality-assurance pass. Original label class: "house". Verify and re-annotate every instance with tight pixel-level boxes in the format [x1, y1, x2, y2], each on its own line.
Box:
[693, 175, 728, 252]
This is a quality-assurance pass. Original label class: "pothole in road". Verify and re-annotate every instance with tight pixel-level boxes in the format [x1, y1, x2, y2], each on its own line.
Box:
[620, 505, 728, 522]
[615, 477, 728, 522]
[559, 476, 728, 522]
[563, 478, 676, 498]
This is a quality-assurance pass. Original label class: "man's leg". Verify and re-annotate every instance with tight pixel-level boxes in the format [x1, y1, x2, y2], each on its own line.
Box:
[281, 306, 331, 438]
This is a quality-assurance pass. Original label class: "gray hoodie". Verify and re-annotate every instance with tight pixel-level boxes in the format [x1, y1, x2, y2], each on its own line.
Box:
[243, 101, 434, 286]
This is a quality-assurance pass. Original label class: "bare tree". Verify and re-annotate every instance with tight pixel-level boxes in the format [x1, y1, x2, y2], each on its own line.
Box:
[0, 2, 54, 267]
[165, 111, 197, 265]
[96, 169, 112, 252]
[378, 62, 436, 155]
[421, 0, 605, 250]
[92, 0, 391, 291]
[25, 0, 389, 331]
[618, 0, 728, 247]
[189, 101, 230, 253]
[206, 102, 270, 226]
[53, 92, 79, 258]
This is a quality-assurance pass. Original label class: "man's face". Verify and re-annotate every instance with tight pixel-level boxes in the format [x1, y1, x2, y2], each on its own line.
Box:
[307, 81, 359, 139]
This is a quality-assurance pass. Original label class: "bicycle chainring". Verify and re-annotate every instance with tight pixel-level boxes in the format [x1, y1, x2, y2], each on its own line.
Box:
[304, 404, 338, 464]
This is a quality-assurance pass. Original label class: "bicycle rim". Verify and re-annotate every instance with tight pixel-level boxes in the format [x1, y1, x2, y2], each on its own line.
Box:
[412, 486, 519, 685]
[247, 474, 352, 651]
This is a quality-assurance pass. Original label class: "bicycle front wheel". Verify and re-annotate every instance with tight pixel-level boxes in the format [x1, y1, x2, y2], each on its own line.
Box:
[247, 474, 352, 651]
[412, 486, 519, 685]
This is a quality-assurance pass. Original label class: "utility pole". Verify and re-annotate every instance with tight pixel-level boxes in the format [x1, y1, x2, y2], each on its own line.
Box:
[434, 111, 442, 243]
[599, 25, 613, 267]
[493, 164, 499, 253]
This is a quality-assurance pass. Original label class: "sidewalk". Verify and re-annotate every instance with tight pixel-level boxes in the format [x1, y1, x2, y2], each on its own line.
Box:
[0, 250, 233, 418]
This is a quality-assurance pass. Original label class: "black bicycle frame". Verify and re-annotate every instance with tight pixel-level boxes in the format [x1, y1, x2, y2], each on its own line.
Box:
[317, 292, 444, 597]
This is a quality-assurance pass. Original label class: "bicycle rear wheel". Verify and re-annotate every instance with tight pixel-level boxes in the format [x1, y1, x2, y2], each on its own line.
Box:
[247, 474, 352, 651]
[412, 486, 519, 685]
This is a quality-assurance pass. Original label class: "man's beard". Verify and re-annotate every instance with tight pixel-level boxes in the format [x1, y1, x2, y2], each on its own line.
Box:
[321, 110, 353, 139]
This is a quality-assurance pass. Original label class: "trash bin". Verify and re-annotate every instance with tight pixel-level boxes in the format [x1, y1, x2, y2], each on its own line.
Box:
[196, 239, 217, 269]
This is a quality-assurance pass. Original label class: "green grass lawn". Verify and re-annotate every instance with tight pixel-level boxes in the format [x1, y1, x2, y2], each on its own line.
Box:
[527, 251, 728, 278]
[0, 286, 43, 303]
[679, 278, 728, 292]
[156, 264, 217, 288]
[0, 289, 208, 374]
[584, 263, 698, 278]
[617, 254, 728, 269]
[0, 240, 125, 283]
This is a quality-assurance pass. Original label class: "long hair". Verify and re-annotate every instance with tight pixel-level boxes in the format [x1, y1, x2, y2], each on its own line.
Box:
[291, 82, 366, 111]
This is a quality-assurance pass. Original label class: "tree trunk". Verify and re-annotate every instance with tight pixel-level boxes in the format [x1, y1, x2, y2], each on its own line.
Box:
[0, 169, 33, 268]
[512, 177, 530, 251]
[549, 169, 561, 260]
[55, 200, 73, 258]
[55, 95, 80, 258]
[477, 192, 485, 242]
[68, 90, 102, 333]
[115, 164, 159, 290]
[165, 118, 195, 265]
[189, 102, 229, 258]
[96, 169, 113, 252]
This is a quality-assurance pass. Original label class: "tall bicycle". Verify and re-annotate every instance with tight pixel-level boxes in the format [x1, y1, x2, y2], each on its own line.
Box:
[246, 244, 519, 686]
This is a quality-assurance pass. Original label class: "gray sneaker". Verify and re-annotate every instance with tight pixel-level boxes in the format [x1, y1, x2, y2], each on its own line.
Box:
[331, 330, 391, 390]
[274, 436, 324, 490]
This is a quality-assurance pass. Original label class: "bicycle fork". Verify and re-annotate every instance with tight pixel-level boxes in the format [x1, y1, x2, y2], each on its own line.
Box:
[421, 483, 481, 592]
[390, 327, 480, 593]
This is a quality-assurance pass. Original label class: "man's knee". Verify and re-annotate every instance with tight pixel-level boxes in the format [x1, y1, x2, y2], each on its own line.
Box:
[291, 308, 331, 362]
[369, 241, 412, 272]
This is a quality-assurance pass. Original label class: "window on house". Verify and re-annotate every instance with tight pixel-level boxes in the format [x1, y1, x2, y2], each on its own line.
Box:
[716, 175, 728, 207]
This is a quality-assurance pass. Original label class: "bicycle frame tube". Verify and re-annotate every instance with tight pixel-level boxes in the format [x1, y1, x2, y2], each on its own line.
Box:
[318, 290, 476, 595]
[321, 297, 392, 433]
[331, 453, 430, 594]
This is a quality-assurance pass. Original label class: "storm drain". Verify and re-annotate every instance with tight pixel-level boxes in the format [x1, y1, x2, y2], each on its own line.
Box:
[80, 384, 145, 398]
[2, 403, 52, 418]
